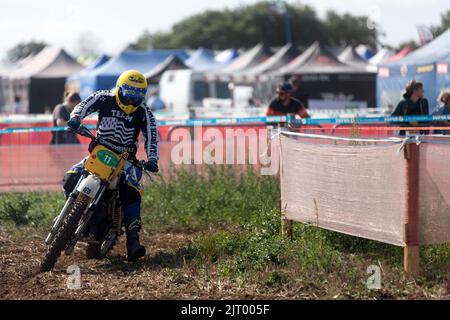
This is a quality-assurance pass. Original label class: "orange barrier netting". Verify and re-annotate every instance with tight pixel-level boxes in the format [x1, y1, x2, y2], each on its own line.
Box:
[0, 133, 277, 192]
[279, 132, 450, 246]
[0, 124, 268, 145]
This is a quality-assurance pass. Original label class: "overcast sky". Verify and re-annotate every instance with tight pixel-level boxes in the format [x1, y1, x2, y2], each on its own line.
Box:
[0, 0, 448, 59]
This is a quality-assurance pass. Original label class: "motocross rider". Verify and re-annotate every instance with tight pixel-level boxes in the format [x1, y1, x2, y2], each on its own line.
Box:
[64, 70, 159, 262]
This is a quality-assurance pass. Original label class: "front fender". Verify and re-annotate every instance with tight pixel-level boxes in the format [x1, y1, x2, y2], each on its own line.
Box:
[76, 175, 102, 198]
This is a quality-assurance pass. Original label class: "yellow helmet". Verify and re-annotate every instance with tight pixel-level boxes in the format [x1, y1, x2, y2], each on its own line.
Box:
[115, 70, 148, 114]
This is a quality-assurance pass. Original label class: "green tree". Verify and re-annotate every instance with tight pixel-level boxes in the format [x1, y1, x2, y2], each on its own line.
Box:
[131, 30, 155, 50]
[323, 10, 379, 48]
[6, 40, 47, 63]
[130, 1, 378, 50]
[432, 10, 450, 37]
[387, 10, 449, 52]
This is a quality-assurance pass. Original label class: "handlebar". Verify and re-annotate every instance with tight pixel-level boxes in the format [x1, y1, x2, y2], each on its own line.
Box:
[127, 159, 147, 170]
[67, 125, 148, 171]
[67, 125, 95, 139]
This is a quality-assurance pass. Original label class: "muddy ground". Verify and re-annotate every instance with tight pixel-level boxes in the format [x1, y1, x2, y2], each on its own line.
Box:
[0, 231, 280, 300]
[2, 230, 449, 300]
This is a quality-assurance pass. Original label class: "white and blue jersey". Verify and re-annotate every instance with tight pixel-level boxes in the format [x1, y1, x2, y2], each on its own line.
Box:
[72, 90, 159, 161]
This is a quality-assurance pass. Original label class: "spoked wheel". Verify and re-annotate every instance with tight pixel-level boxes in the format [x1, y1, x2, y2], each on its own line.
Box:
[40, 194, 90, 272]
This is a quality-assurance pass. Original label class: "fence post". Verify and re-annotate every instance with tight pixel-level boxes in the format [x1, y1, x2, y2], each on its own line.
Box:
[278, 124, 293, 240]
[403, 142, 420, 275]
[281, 208, 293, 240]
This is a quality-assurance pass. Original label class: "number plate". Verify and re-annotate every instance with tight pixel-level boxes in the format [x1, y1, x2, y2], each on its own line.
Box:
[85, 146, 122, 180]
[97, 149, 119, 167]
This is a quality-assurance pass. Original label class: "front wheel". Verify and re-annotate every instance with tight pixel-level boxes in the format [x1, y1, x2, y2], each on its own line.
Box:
[40, 194, 90, 272]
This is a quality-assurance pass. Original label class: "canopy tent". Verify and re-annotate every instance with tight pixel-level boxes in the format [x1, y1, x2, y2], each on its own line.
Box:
[0, 63, 14, 110]
[234, 43, 300, 83]
[377, 28, 450, 111]
[383, 47, 413, 64]
[356, 45, 375, 60]
[7, 46, 83, 113]
[274, 43, 377, 109]
[78, 49, 189, 99]
[185, 48, 226, 72]
[369, 48, 394, 66]
[66, 54, 110, 94]
[15, 55, 37, 69]
[222, 43, 299, 103]
[326, 46, 347, 59]
[204, 43, 272, 82]
[0, 62, 20, 112]
[338, 46, 373, 72]
[0, 68, 7, 111]
[83, 54, 110, 71]
[214, 49, 239, 64]
[219, 43, 272, 74]
[276, 43, 370, 75]
[274, 42, 320, 75]
[144, 55, 189, 85]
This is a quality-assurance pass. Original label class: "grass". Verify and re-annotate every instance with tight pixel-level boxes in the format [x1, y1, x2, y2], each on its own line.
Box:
[1, 166, 449, 299]
[140, 166, 280, 231]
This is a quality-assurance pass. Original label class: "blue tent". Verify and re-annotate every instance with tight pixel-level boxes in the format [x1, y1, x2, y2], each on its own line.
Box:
[66, 54, 110, 88]
[356, 45, 375, 61]
[78, 49, 189, 98]
[377, 28, 450, 111]
[85, 54, 111, 71]
[215, 49, 239, 64]
[186, 48, 223, 72]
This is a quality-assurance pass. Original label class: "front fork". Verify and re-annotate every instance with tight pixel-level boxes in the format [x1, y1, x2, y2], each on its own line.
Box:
[64, 181, 108, 256]
[74, 183, 107, 237]
[45, 171, 88, 245]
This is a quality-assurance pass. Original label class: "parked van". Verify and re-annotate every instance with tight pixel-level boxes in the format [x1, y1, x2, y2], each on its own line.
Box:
[159, 69, 232, 116]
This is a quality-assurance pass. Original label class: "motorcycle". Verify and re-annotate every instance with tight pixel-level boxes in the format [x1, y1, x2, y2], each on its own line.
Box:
[40, 125, 148, 272]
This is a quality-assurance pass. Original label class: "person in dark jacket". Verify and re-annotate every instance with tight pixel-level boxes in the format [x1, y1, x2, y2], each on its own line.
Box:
[51, 92, 81, 144]
[266, 82, 310, 118]
[391, 80, 429, 135]
[431, 90, 450, 134]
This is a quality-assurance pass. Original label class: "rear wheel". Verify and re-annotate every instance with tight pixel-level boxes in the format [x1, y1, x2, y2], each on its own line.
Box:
[40, 194, 90, 272]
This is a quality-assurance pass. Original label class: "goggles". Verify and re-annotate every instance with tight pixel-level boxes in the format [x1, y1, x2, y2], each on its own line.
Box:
[119, 83, 146, 106]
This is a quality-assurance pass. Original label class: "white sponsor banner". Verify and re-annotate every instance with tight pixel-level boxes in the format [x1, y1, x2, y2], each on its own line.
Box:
[309, 99, 368, 110]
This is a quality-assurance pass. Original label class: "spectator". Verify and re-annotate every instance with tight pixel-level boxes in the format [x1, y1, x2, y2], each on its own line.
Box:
[247, 98, 258, 108]
[391, 80, 429, 135]
[431, 90, 450, 134]
[50, 92, 81, 144]
[266, 82, 310, 118]
[289, 75, 309, 109]
[13, 95, 22, 114]
[147, 88, 166, 111]
[187, 104, 196, 119]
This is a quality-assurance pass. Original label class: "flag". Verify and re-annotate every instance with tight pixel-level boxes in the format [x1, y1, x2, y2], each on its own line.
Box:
[416, 25, 434, 46]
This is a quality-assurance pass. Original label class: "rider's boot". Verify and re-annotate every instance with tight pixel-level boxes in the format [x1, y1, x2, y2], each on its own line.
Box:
[125, 217, 146, 262]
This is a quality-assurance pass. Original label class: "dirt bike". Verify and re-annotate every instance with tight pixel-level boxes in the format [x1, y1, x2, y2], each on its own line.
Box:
[40, 125, 147, 272]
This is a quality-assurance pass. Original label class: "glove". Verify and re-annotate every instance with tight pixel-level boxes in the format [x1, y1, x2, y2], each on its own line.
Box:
[67, 117, 81, 130]
[145, 160, 158, 173]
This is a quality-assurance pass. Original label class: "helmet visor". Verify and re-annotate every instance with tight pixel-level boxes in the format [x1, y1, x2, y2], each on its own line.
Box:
[119, 83, 147, 106]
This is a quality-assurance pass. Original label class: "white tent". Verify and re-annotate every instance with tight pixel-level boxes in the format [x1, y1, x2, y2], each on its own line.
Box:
[234, 43, 300, 83]
[369, 48, 394, 66]
[8, 46, 83, 113]
[338, 46, 374, 72]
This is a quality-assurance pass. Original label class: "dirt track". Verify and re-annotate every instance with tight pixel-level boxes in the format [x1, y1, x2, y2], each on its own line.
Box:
[0, 231, 278, 300]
